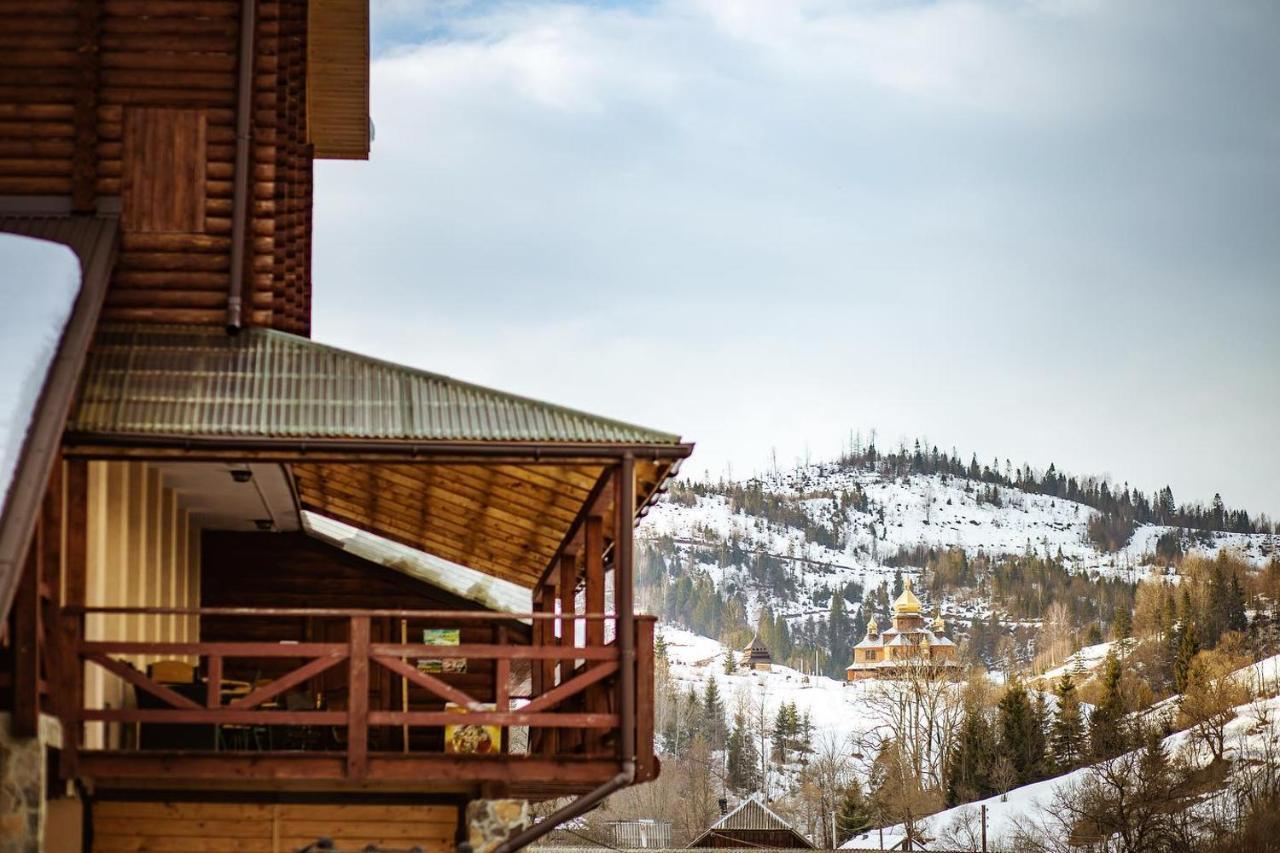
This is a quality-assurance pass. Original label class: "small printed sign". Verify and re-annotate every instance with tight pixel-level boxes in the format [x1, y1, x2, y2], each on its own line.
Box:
[417, 628, 466, 674]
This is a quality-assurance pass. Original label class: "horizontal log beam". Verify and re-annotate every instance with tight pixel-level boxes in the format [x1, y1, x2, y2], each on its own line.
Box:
[81, 709, 346, 725]
[76, 752, 623, 785]
[367, 712, 619, 728]
[81, 641, 345, 657]
[369, 644, 618, 661]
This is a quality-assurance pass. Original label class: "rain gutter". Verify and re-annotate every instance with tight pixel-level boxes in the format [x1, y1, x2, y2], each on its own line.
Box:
[225, 0, 255, 332]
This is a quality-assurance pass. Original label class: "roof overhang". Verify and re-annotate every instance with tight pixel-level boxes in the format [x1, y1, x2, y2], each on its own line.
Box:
[62, 324, 693, 590]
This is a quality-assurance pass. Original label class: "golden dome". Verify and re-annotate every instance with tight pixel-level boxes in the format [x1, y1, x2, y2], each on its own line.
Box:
[892, 577, 923, 615]
[867, 616, 880, 635]
[931, 614, 946, 632]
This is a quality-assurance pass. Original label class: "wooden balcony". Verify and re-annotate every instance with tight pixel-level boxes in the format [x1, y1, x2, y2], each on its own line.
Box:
[63, 606, 657, 800]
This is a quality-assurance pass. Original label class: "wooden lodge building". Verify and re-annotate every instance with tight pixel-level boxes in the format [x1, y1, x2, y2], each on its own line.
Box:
[0, 2, 692, 851]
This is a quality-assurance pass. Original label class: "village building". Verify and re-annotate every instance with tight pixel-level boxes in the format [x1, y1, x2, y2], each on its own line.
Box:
[740, 634, 773, 671]
[688, 794, 813, 849]
[845, 578, 961, 681]
[0, 2, 691, 851]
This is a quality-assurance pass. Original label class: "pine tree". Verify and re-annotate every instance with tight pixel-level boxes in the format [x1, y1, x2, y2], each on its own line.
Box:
[998, 680, 1040, 783]
[835, 782, 873, 844]
[946, 701, 993, 805]
[723, 649, 736, 675]
[1227, 573, 1248, 634]
[703, 676, 726, 750]
[827, 591, 853, 679]
[726, 710, 760, 792]
[1090, 650, 1128, 760]
[1112, 606, 1132, 641]
[1049, 673, 1086, 771]
[1174, 619, 1199, 693]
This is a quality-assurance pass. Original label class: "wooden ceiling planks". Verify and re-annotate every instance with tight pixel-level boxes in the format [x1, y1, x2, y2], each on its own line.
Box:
[291, 462, 607, 588]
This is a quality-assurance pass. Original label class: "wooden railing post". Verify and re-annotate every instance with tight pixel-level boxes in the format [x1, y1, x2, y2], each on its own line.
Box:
[205, 655, 223, 708]
[494, 625, 509, 753]
[635, 616, 656, 781]
[583, 514, 605, 755]
[347, 615, 370, 779]
[558, 553, 580, 753]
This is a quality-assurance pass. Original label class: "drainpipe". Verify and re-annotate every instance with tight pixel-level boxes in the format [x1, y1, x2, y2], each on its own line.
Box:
[492, 455, 638, 853]
[226, 0, 256, 333]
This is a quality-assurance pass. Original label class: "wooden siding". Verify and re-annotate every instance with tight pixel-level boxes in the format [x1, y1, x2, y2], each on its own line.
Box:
[122, 108, 206, 233]
[91, 800, 457, 852]
[0, 0, 321, 334]
[307, 0, 369, 159]
[83, 460, 201, 749]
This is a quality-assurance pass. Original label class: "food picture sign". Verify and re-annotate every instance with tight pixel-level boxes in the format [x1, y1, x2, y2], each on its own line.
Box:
[417, 628, 466, 673]
[445, 703, 500, 754]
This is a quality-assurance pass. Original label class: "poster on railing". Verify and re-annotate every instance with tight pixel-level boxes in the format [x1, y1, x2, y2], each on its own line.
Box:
[445, 702, 499, 754]
[417, 628, 466, 674]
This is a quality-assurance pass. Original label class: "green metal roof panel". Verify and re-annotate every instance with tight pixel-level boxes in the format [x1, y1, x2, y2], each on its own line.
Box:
[69, 324, 683, 445]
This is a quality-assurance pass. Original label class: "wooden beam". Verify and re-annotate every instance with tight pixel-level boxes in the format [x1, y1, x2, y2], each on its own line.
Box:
[11, 547, 39, 736]
[83, 653, 201, 710]
[72, 0, 102, 212]
[228, 652, 347, 709]
[76, 752, 624, 785]
[536, 467, 614, 590]
[520, 661, 618, 715]
[346, 615, 370, 779]
[64, 460, 88, 608]
[370, 655, 480, 711]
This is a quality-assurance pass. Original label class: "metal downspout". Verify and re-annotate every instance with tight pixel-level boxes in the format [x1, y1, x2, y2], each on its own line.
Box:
[226, 0, 256, 332]
[491, 455, 639, 853]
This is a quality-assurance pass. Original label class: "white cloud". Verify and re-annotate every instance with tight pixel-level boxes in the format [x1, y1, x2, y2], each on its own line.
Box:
[314, 0, 1280, 517]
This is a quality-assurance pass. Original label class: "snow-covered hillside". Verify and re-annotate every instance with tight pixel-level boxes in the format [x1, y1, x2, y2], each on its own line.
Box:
[640, 463, 1274, 625]
[841, 654, 1280, 850]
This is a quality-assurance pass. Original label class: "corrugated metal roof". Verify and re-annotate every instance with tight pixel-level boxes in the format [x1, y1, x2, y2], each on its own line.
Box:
[710, 796, 800, 833]
[69, 324, 683, 445]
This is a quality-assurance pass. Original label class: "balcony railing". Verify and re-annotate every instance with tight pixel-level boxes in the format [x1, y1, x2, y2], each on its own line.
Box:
[63, 607, 656, 791]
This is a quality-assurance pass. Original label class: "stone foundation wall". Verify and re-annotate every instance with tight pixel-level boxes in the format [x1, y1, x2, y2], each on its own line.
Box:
[466, 798, 530, 853]
[0, 714, 62, 853]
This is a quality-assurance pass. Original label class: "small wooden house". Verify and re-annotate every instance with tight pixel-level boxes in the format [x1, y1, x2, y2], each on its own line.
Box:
[688, 795, 813, 849]
[740, 635, 773, 671]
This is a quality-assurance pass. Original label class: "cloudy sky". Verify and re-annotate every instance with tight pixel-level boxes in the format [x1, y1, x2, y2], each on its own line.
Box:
[306, 0, 1279, 518]
[2, 0, 1276, 520]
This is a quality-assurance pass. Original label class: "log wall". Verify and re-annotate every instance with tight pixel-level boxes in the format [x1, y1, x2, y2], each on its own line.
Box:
[0, 0, 315, 334]
[92, 800, 459, 852]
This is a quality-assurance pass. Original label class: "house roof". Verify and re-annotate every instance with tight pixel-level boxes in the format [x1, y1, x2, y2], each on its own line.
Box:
[689, 795, 812, 848]
[68, 324, 683, 446]
[63, 323, 692, 589]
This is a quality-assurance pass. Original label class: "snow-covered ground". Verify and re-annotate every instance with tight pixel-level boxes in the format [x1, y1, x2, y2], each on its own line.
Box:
[1035, 640, 1119, 684]
[660, 625, 882, 746]
[841, 655, 1280, 850]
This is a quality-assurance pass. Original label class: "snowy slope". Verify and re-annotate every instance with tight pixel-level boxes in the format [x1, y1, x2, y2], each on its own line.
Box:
[842, 655, 1280, 850]
[640, 464, 1274, 625]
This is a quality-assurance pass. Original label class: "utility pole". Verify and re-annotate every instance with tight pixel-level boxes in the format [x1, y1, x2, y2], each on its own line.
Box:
[981, 803, 988, 853]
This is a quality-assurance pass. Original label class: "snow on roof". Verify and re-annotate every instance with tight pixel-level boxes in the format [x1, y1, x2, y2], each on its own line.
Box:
[0, 235, 80, 514]
[303, 511, 529, 613]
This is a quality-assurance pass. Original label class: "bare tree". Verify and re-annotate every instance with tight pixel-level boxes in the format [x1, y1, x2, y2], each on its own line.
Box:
[855, 656, 964, 796]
